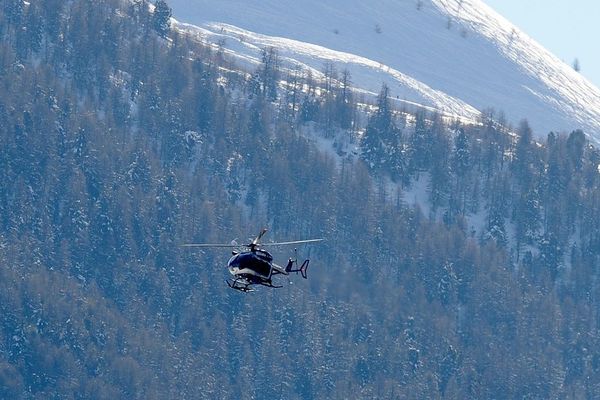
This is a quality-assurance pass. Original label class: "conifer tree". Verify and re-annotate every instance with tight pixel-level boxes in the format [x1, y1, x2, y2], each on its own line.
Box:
[512, 119, 536, 190]
[360, 84, 403, 179]
[409, 110, 433, 172]
[566, 129, 586, 172]
[336, 69, 354, 130]
[429, 129, 451, 210]
[259, 47, 280, 101]
[152, 0, 172, 38]
[451, 128, 471, 178]
[4, 0, 23, 27]
[486, 178, 508, 246]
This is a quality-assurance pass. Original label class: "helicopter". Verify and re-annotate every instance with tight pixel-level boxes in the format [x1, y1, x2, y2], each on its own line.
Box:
[182, 228, 323, 292]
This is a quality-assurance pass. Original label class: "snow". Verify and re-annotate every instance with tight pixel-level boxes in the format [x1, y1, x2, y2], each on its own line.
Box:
[465, 205, 487, 239]
[176, 21, 481, 126]
[401, 173, 432, 217]
[169, 0, 600, 143]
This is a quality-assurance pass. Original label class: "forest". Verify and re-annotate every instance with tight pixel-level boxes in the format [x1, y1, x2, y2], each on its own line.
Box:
[2, 0, 600, 398]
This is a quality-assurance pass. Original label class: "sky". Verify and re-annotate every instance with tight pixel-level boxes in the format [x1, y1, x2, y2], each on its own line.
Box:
[484, 0, 600, 88]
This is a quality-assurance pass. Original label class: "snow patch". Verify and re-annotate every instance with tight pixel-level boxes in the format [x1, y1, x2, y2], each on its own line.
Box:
[169, 0, 600, 143]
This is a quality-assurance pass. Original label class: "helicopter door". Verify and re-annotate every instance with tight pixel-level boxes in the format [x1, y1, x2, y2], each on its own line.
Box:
[251, 256, 272, 279]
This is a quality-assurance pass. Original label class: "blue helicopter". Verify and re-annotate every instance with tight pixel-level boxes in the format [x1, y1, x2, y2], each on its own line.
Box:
[182, 228, 323, 292]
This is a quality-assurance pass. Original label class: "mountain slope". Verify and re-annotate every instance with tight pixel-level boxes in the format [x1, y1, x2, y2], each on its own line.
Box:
[5, 1, 600, 398]
[169, 0, 600, 142]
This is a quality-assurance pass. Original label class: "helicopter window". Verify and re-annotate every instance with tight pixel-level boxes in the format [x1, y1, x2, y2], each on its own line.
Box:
[231, 253, 252, 268]
[239, 253, 254, 263]
[255, 249, 273, 262]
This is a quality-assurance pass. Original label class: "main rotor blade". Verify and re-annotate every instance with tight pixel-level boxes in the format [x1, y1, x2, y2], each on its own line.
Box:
[181, 243, 240, 248]
[252, 228, 268, 246]
[261, 239, 324, 246]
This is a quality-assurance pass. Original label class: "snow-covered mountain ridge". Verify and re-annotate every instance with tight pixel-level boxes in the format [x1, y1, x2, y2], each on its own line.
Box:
[169, 0, 600, 143]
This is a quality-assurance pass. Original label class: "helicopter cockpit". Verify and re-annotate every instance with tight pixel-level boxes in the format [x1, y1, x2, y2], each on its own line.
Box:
[228, 251, 272, 278]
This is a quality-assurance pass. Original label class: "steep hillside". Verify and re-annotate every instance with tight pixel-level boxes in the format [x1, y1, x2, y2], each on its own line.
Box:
[3, 1, 600, 399]
[169, 0, 600, 142]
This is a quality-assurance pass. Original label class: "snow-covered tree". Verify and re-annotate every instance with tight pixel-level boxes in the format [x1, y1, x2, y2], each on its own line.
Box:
[152, 0, 172, 37]
[361, 84, 403, 179]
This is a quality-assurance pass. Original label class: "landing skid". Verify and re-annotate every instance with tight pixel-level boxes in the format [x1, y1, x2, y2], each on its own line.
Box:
[227, 278, 254, 292]
[226, 277, 283, 292]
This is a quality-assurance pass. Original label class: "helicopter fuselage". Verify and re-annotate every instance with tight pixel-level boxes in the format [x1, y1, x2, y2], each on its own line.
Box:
[227, 249, 274, 280]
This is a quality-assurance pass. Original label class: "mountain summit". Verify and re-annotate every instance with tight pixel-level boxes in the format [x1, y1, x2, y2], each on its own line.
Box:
[169, 0, 600, 142]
